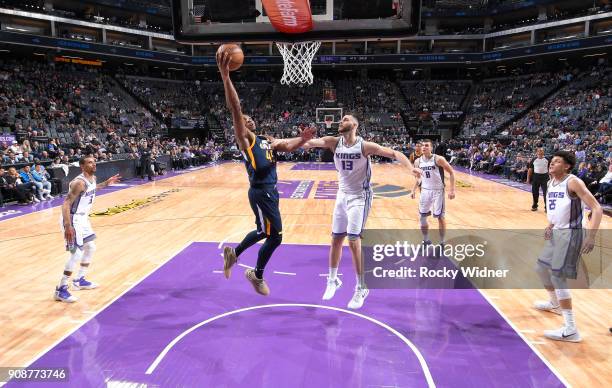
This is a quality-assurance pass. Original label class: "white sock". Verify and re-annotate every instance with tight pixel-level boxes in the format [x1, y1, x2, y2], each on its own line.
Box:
[59, 274, 70, 287]
[548, 290, 559, 307]
[423, 232, 429, 241]
[77, 265, 88, 279]
[356, 274, 364, 288]
[329, 267, 338, 280]
[562, 309, 576, 331]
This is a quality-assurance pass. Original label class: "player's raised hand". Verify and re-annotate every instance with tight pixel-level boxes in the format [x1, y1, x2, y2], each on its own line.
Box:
[216, 52, 231, 79]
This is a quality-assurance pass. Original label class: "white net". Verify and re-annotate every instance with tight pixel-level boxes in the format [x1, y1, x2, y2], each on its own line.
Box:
[276, 41, 321, 86]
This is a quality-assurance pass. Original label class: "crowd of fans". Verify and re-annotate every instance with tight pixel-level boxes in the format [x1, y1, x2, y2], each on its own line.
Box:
[444, 65, 611, 205]
[401, 80, 470, 112]
[1, 59, 611, 208]
[461, 72, 569, 136]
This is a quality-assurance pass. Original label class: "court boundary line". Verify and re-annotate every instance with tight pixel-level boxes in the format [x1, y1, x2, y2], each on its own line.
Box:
[476, 289, 571, 387]
[19, 240, 195, 369]
[144, 303, 436, 388]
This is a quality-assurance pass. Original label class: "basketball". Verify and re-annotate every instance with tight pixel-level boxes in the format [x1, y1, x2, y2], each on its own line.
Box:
[217, 44, 244, 71]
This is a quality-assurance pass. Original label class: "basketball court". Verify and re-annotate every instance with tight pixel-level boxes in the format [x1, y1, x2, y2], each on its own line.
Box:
[0, 1, 611, 387]
[1, 162, 611, 386]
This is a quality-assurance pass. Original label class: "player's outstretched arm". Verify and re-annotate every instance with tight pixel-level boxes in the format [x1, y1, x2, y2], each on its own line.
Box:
[62, 180, 85, 244]
[363, 142, 422, 178]
[303, 136, 339, 151]
[217, 51, 250, 150]
[272, 127, 316, 153]
[568, 178, 603, 254]
[96, 174, 121, 190]
[436, 156, 456, 199]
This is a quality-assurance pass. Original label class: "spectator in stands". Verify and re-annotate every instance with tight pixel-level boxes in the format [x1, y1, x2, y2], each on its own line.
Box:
[32, 164, 54, 200]
[489, 152, 506, 174]
[21, 151, 34, 164]
[576, 162, 589, 180]
[586, 164, 605, 193]
[39, 150, 51, 161]
[19, 165, 46, 201]
[3, 151, 18, 165]
[6, 167, 36, 204]
[594, 162, 612, 203]
[9, 140, 21, 155]
[575, 146, 586, 163]
[470, 151, 482, 170]
[21, 139, 32, 154]
[0, 167, 6, 207]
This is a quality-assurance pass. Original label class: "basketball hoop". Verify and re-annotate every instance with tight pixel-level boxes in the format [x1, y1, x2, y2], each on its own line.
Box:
[276, 41, 321, 86]
[324, 118, 333, 129]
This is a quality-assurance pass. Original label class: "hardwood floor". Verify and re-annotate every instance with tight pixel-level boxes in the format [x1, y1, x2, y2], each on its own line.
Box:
[0, 161, 609, 386]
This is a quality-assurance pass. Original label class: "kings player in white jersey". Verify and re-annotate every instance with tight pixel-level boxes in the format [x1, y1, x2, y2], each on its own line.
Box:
[305, 115, 421, 309]
[533, 151, 602, 342]
[410, 139, 456, 245]
[54, 156, 121, 303]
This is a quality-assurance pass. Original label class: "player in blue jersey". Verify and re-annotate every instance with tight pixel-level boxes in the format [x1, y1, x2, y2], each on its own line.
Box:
[217, 50, 315, 296]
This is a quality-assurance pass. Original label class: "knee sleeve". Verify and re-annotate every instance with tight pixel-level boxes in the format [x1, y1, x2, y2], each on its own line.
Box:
[81, 241, 96, 264]
[551, 276, 571, 300]
[267, 231, 282, 248]
[65, 248, 84, 272]
[420, 215, 429, 227]
[535, 261, 553, 287]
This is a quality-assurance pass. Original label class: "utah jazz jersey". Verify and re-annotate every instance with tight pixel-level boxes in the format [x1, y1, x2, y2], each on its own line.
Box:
[242, 135, 278, 187]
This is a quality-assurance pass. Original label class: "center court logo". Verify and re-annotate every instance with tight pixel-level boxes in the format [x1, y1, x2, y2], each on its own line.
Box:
[314, 181, 412, 199]
[371, 183, 411, 198]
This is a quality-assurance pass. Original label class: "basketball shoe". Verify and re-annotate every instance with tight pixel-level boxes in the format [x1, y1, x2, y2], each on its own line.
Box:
[544, 326, 582, 342]
[322, 276, 342, 300]
[223, 246, 237, 279]
[245, 269, 270, 296]
[347, 285, 369, 309]
[54, 285, 77, 303]
[72, 277, 98, 290]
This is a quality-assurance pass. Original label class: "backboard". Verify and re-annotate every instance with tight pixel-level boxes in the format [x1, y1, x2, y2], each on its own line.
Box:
[171, 0, 421, 43]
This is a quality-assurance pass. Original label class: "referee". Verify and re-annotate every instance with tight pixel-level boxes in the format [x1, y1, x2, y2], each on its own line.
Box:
[526, 148, 549, 211]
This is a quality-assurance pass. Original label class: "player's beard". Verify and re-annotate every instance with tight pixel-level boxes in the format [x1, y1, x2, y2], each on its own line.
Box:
[338, 124, 352, 134]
